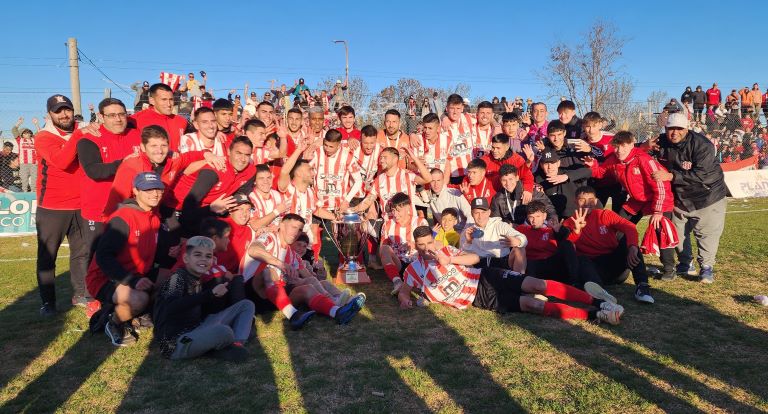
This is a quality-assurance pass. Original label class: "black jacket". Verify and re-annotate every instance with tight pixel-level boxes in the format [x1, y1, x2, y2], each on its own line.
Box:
[654, 131, 727, 211]
[565, 116, 583, 140]
[490, 181, 558, 224]
[692, 91, 707, 107]
[681, 89, 693, 104]
[543, 141, 592, 186]
[534, 169, 579, 218]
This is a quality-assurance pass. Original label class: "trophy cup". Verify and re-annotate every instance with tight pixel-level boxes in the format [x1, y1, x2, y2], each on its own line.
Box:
[330, 210, 371, 284]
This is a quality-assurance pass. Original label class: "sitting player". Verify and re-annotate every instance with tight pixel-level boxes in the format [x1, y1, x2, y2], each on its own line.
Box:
[378, 192, 429, 295]
[243, 214, 365, 329]
[398, 226, 625, 325]
[153, 236, 255, 361]
[291, 233, 360, 307]
[460, 197, 527, 273]
[491, 164, 557, 225]
[433, 208, 461, 248]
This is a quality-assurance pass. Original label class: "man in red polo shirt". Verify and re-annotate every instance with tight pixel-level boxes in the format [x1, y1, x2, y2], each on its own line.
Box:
[35, 94, 98, 316]
[336, 105, 361, 141]
[458, 159, 495, 201]
[706, 83, 721, 112]
[481, 133, 533, 202]
[132, 83, 189, 151]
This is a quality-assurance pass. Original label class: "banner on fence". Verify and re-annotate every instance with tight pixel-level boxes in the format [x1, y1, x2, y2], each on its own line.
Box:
[0, 192, 37, 235]
[724, 169, 768, 198]
[720, 155, 758, 172]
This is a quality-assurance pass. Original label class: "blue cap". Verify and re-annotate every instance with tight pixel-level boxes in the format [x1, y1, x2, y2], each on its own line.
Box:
[133, 172, 165, 191]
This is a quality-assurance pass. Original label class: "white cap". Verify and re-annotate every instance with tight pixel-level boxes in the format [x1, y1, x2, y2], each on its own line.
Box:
[336, 79, 342, 84]
[666, 112, 688, 129]
[463, 98, 470, 104]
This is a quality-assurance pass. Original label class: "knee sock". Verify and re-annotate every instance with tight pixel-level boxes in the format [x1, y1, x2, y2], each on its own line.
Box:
[542, 302, 589, 320]
[383, 264, 401, 282]
[265, 285, 297, 319]
[312, 227, 322, 259]
[544, 280, 593, 305]
[308, 295, 337, 317]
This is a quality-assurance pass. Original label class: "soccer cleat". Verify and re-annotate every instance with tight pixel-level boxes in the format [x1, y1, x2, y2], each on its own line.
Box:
[599, 301, 625, 317]
[135, 313, 154, 330]
[334, 298, 362, 325]
[289, 310, 315, 331]
[391, 278, 404, 296]
[634, 283, 655, 304]
[335, 289, 352, 307]
[105, 317, 128, 347]
[596, 309, 622, 325]
[352, 292, 367, 309]
[211, 343, 249, 362]
[699, 266, 714, 284]
[584, 281, 617, 304]
[676, 262, 697, 276]
[39, 302, 56, 317]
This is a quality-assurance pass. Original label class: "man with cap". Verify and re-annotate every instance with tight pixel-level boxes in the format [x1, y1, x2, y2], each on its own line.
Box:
[535, 149, 580, 219]
[86, 171, 164, 346]
[460, 197, 527, 273]
[34, 94, 99, 316]
[647, 112, 727, 283]
[131, 83, 190, 151]
[131, 81, 151, 112]
[0, 142, 19, 191]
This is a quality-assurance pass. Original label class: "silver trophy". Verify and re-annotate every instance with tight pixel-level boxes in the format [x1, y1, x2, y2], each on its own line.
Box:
[328, 210, 370, 284]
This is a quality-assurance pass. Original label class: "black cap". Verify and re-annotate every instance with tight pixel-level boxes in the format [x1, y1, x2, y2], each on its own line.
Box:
[46, 95, 73, 113]
[142, 81, 150, 87]
[470, 197, 490, 210]
[539, 149, 560, 163]
[3, 142, 14, 148]
[232, 193, 252, 206]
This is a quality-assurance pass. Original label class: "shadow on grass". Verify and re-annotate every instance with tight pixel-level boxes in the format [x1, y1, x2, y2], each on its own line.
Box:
[0, 272, 73, 391]
[507, 286, 767, 413]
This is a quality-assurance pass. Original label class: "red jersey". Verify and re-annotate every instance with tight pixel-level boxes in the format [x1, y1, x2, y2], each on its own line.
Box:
[131, 108, 188, 151]
[585, 132, 615, 162]
[171, 162, 256, 210]
[35, 123, 84, 210]
[79, 125, 142, 222]
[564, 209, 639, 258]
[15, 135, 36, 164]
[481, 151, 534, 193]
[337, 127, 361, 141]
[403, 245, 481, 310]
[105, 150, 206, 216]
[706, 88, 721, 105]
[85, 202, 160, 297]
[591, 148, 673, 216]
[516, 225, 577, 260]
[461, 177, 496, 202]
[216, 217, 255, 274]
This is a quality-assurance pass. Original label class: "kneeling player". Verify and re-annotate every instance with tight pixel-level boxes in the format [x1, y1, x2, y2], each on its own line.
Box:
[243, 214, 365, 329]
[378, 192, 429, 295]
[398, 226, 625, 325]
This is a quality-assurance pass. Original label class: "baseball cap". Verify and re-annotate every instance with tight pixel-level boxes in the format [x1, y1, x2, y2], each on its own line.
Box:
[133, 171, 165, 191]
[336, 79, 342, 84]
[539, 149, 560, 163]
[142, 81, 150, 87]
[666, 113, 689, 129]
[46, 95, 73, 113]
[3, 142, 13, 148]
[470, 197, 490, 211]
[231, 193, 252, 206]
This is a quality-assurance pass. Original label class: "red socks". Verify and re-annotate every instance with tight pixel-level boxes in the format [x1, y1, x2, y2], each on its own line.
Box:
[308, 295, 335, 317]
[265, 285, 292, 312]
[312, 227, 322, 259]
[543, 280, 593, 305]
[542, 302, 589, 320]
[383, 264, 400, 281]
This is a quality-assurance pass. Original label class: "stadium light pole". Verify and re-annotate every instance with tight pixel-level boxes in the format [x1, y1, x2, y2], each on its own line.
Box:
[333, 40, 349, 102]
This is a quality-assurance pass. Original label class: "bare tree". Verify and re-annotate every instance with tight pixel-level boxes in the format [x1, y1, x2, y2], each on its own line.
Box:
[316, 75, 370, 114]
[539, 20, 631, 118]
[366, 78, 472, 126]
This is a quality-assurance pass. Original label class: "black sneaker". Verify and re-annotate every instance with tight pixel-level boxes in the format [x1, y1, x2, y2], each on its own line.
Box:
[135, 314, 154, 330]
[39, 302, 56, 317]
[634, 283, 655, 304]
[660, 268, 676, 281]
[289, 310, 316, 331]
[211, 343, 249, 362]
[105, 317, 137, 346]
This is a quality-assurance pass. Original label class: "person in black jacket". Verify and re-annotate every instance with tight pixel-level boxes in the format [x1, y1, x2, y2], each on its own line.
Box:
[648, 113, 727, 283]
[557, 100, 582, 140]
[154, 236, 254, 361]
[491, 164, 557, 225]
[537, 120, 592, 186]
[692, 86, 707, 122]
[534, 149, 580, 218]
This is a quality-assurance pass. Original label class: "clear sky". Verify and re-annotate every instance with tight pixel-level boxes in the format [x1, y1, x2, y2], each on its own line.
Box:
[1, 0, 766, 132]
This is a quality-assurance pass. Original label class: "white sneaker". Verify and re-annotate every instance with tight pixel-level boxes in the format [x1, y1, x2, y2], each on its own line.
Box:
[391, 278, 404, 296]
[596, 309, 622, 325]
[599, 301, 625, 317]
[584, 281, 617, 304]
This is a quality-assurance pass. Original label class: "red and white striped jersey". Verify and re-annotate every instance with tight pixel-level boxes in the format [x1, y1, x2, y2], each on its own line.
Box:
[415, 132, 451, 171]
[446, 113, 476, 177]
[251, 146, 276, 165]
[248, 189, 286, 226]
[371, 168, 418, 217]
[14, 136, 36, 164]
[160, 72, 182, 91]
[309, 146, 361, 210]
[241, 231, 304, 282]
[178, 132, 226, 156]
[473, 124, 498, 159]
[382, 215, 429, 262]
[283, 182, 316, 230]
[350, 143, 382, 197]
[403, 245, 481, 310]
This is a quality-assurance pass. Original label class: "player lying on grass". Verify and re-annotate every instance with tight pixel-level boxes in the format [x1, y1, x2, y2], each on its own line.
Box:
[397, 225, 625, 325]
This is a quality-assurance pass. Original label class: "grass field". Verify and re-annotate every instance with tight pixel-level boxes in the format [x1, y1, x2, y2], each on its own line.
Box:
[1, 199, 767, 413]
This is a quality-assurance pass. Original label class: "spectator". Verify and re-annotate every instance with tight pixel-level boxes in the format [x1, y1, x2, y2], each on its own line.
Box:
[420, 97, 430, 118]
[12, 116, 37, 192]
[0, 142, 20, 191]
[749, 83, 762, 121]
[429, 91, 444, 116]
[186, 72, 204, 97]
[650, 112, 728, 284]
[130, 81, 150, 112]
[292, 78, 309, 100]
[706, 83, 721, 111]
[691, 85, 707, 122]
[739, 86, 753, 118]
[680, 86, 693, 107]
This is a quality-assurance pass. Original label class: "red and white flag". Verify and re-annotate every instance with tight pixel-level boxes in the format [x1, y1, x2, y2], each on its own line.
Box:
[160, 72, 182, 91]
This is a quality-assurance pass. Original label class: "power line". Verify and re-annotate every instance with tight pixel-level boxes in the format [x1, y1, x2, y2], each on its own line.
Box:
[75, 48, 132, 97]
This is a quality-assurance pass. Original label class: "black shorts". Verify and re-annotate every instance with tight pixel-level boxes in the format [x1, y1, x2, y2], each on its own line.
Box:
[473, 255, 509, 269]
[244, 281, 278, 315]
[472, 268, 525, 313]
[95, 280, 117, 305]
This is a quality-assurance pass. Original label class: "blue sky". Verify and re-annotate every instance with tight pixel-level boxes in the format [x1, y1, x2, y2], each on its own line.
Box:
[1, 1, 766, 132]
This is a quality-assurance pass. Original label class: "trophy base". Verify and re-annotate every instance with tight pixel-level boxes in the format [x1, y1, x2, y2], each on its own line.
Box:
[335, 264, 371, 285]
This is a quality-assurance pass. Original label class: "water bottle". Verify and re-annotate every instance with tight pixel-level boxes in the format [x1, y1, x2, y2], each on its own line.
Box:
[755, 295, 768, 306]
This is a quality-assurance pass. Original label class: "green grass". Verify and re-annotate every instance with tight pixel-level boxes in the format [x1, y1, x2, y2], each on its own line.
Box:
[1, 199, 768, 413]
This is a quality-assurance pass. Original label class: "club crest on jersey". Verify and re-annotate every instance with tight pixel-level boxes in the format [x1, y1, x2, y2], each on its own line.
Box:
[599, 225, 608, 235]
[633, 167, 641, 175]
[541, 232, 549, 241]
[135, 230, 141, 237]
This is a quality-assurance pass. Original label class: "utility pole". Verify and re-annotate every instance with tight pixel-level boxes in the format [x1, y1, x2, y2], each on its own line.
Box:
[333, 40, 349, 102]
[67, 38, 82, 116]
[104, 88, 111, 99]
